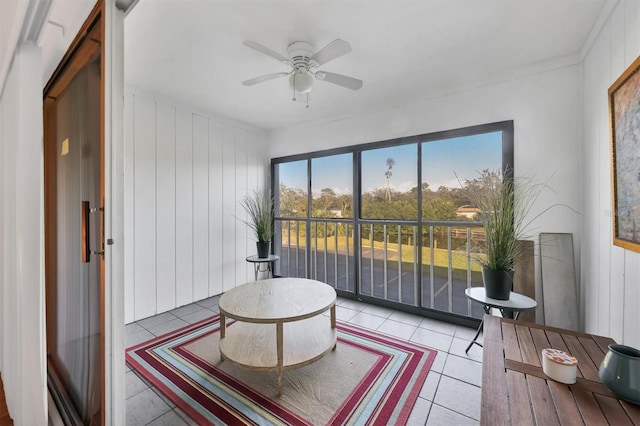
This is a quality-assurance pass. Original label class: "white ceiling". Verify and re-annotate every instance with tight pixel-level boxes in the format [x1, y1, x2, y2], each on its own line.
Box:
[125, 0, 610, 131]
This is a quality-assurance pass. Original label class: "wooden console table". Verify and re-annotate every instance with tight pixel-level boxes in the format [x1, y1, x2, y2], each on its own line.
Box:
[482, 315, 640, 425]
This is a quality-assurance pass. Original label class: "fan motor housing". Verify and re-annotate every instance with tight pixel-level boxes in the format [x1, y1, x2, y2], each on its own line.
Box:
[287, 41, 315, 70]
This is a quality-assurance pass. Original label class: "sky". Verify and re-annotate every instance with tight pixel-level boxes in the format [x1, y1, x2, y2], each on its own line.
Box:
[422, 132, 502, 189]
[278, 131, 503, 196]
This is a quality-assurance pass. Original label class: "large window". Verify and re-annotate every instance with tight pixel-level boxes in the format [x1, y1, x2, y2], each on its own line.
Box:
[311, 154, 353, 218]
[421, 132, 502, 219]
[361, 145, 418, 220]
[420, 132, 504, 316]
[272, 121, 513, 323]
[277, 160, 307, 218]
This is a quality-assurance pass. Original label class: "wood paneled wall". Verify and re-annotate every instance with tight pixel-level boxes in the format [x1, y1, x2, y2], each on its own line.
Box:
[124, 91, 268, 323]
[582, 0, 640, 348]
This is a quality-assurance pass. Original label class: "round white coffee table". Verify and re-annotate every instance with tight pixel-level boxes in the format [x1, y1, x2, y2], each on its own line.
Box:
[218, 278, 337, 395]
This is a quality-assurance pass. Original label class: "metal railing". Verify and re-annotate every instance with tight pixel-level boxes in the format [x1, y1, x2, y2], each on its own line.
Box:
[274, 218, 486, 319]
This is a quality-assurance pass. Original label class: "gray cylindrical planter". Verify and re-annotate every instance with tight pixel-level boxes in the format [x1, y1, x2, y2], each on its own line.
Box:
[256, 241, 271, 259]
[482, 268, 514, 300]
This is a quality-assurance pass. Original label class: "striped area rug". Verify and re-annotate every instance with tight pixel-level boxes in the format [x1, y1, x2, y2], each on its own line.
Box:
[126, 314, 437, 425]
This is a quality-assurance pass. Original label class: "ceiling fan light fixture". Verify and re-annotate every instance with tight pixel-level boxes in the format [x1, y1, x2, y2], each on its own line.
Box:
[243, 39, 363, 103]
[289, 71, 314, 94]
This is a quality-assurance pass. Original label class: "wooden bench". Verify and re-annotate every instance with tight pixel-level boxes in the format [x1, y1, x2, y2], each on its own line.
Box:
[481, 315, 640, 425]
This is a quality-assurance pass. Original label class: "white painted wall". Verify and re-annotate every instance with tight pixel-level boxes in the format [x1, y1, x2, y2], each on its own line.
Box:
[104, 4, 126, 424]
[0, 43, 47, 426]
[124, 89, 269, 323]
[582, 0, 640, 349]
[1, 2, 126, 422]
[269, 64, 584, 326]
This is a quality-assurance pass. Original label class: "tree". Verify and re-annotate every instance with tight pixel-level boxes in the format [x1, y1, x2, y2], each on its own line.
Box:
[422, 198, 458, 221]
[461, 169, 501, 208]
[312, 187, 335, 216]
[384, 158, 395, 201]
[278, 183, 307, 217]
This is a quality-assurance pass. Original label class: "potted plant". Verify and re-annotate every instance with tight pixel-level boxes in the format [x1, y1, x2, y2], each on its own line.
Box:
[464, 169, 542, 300]
[238, 189, 274, 258]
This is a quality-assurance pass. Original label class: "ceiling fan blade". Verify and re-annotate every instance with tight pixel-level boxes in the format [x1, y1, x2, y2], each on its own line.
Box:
[243, 40, 289, 63]
[315, 71, 363, 90]
[242, 72, 289, 86]
[310, 39, 352, 66]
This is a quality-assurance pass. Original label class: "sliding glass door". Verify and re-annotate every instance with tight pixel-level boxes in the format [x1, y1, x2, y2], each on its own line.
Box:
[44, 5, 104, 423]
[272, 122, 512, 323]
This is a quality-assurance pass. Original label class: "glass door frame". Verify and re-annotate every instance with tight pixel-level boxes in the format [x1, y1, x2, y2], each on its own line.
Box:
[271, 121, 513, 329]
[43, 1, 105, 423]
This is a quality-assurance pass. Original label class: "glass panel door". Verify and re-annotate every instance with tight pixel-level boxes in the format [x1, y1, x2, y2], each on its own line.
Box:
[45, 54, 103, 425]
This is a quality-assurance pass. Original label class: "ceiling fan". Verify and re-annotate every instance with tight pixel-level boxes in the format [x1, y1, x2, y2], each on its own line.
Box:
[242, 39, 363, 106]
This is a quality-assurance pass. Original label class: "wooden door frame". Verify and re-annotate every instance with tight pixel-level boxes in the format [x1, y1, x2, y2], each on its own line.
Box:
[43, 1, 106, 423]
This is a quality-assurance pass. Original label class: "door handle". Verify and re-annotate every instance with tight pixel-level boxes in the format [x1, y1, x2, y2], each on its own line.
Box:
[82, 202, 105, 261]
[82, 201, 90, 262]
[91, 206, 105, 257]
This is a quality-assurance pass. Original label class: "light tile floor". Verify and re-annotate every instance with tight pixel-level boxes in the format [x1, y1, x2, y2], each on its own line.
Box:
[125, 296, 484, 426]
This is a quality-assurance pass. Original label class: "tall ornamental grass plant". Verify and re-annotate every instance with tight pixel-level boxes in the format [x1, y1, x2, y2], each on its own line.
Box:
[238, 189, 274, 243]
[465, 170, 546, 271]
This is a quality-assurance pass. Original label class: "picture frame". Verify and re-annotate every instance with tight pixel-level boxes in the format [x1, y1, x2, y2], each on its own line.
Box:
[609, 55, 640, 253]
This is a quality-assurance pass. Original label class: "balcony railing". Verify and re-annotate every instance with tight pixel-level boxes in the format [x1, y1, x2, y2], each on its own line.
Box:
[274, 218, 486, 319]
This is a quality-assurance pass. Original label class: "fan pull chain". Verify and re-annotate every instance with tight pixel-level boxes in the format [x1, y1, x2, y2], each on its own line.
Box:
[292, 72, 297, 102]
[306, 93, 309, 108]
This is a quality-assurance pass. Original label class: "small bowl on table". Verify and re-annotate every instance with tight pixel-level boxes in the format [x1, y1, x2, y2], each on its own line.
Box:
[542, 348, 578, 384]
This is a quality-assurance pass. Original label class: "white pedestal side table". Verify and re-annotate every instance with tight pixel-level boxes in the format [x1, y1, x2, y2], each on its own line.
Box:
[246, 254, 279, 280]
[464, 287, 537, 353]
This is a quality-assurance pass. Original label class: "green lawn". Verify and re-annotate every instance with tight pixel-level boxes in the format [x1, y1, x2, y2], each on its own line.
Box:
[281, 234, 484, 272]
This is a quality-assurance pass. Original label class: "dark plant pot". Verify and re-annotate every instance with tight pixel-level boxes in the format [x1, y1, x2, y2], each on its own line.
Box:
[599, 344, 640, 404]
[482, 268, 514, 300]
[256, 241, 270, 259]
